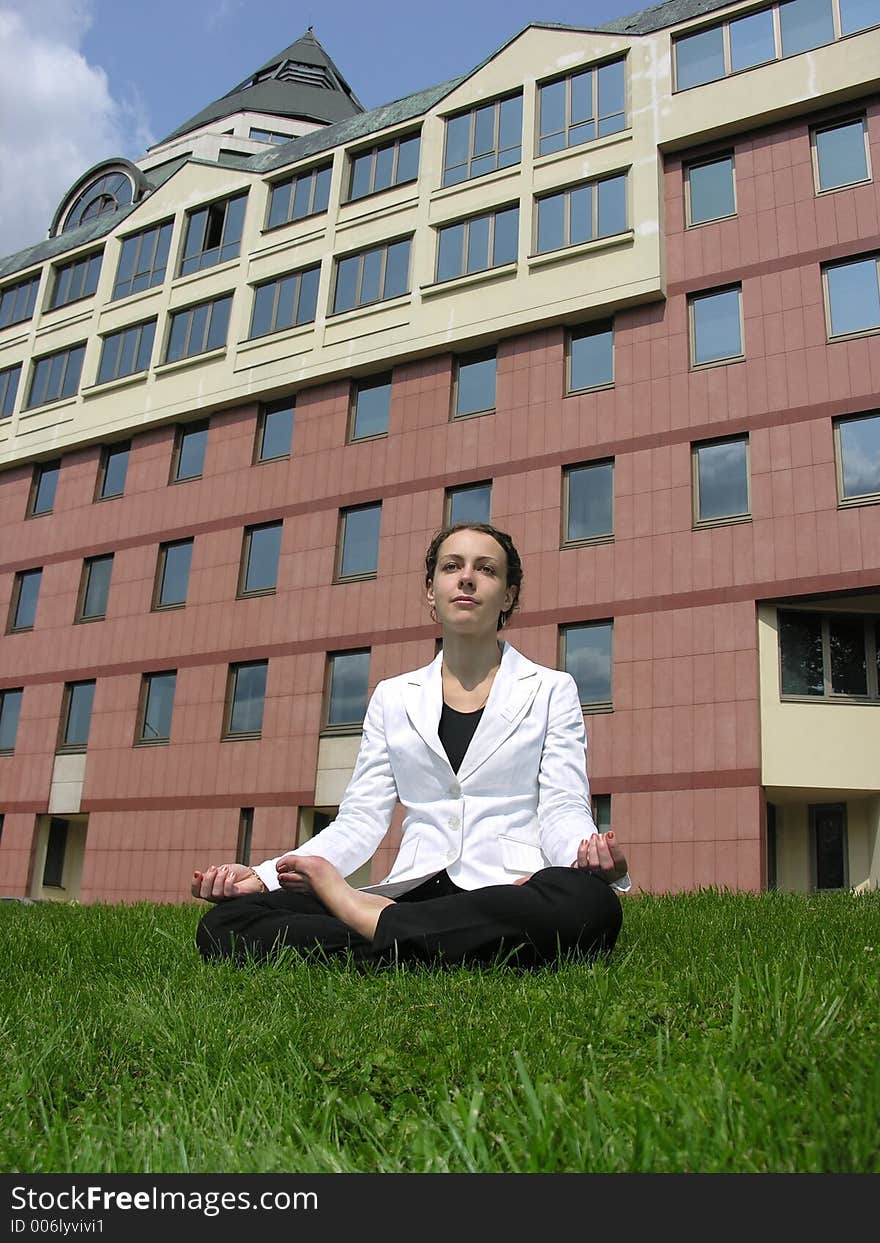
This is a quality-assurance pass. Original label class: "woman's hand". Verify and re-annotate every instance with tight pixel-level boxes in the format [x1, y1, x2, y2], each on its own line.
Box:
[574, 831, 628, 883]
[191, 863, 265, 902]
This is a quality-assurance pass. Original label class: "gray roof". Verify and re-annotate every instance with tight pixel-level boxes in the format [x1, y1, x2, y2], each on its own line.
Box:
[598, 0, 741, 35]
[158, 30, 364, 145]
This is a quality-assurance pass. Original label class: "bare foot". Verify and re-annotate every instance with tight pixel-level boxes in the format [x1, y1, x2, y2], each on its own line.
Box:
[287, 855, 394, 940]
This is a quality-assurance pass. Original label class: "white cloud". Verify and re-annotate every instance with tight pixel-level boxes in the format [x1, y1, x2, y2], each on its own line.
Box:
[0, 3, 155, 260]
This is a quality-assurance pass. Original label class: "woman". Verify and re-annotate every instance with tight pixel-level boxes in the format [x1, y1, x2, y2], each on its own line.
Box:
[194, 522, 630, 967]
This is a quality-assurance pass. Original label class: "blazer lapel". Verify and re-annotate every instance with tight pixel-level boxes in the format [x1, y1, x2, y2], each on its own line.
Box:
[457, 643, 542, 784]
[401, 650, 447, 768]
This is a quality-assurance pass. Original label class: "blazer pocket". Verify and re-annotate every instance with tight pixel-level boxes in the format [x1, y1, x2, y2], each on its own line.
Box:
[500, 835, 544, 875]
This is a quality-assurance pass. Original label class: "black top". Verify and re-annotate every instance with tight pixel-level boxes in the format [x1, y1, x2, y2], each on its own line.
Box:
[438, 702, 484, 774]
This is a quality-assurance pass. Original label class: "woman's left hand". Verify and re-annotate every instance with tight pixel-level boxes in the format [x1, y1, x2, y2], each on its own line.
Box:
[574, 831, 628, 883]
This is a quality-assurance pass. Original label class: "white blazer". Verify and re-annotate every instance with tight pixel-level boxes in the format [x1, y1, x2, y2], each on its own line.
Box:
[254, 641, 629, 896]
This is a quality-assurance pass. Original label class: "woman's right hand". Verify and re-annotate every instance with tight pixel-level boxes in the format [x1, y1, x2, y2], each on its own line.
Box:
[191, 863, 265, 902]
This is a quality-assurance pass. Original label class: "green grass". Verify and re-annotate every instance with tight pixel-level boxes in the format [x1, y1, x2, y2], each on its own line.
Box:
[1, 891, 878, 1173]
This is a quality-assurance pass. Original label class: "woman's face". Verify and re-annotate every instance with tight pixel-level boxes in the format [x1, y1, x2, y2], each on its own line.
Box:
[426, 528, 515, 635]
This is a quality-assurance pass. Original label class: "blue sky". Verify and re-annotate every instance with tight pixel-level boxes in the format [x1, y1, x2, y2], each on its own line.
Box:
[0, 0, 645, 259]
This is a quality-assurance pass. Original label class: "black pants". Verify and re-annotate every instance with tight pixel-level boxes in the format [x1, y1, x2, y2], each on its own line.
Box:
[196, 868, 623, 969]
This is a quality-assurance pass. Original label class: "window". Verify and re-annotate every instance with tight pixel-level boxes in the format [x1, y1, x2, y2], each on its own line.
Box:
[326, 650, 370, 727]
[63, 170, 133, 232]
[689, 286, 743, 365]
[77, 555, 113, 622]
[239, 522, 282, 596]
[538, 59, 627, 156]
[96, 442, 130, 500]
[568, 322, 614, 392]
[686, 155, 736, 225]
[28, 461, 60, 517]
[836, 412, 880, 503]
[349, 133, 420, 200]
[813, 117, 870, 192]
[454, 351, 496, 418]
[592, 794, 612, 830]
[255, 400, 294, 461]
[8, 569, 41, 632]
[42, 819, 68, 888]
[26, 344, 85, 407]
[824, 256, 880, 337]
[249, 265, 320, 338]
[154, 539, 193, 609]
[137, 671, 176, 744]
[350, 375, 391, 441]
[337, 504, 381, 580]
[561, 622, 613, 708]
[693, 436, 750, 523]
[0, 273, 40, 329]
[332, 238, 411, 313]
[779, 609, 880, 700]
[563, 461, 614, 544]
[113, 221, 174, 300]
[97, 320, 156, 384]
[0, 364, 20, 418]
[224, 661, 268, 738]
[811, 803, 848, 890]
[436, 205, 518, 281]
[59, 681, 96, 751]
[50, 252, 102, 309]
[165, 295, 232, 362]
[267, 164, 332, 229]
[170, 422, 208, 482]
[236, 807, 254, 865]
[445, 482, 492, 525]
[179, 193, 247, 275]
[0, 688, 23, 753]
[443, 94, 523, 186]
[780, 0, 835, 56]
[250, 128, 292, 144]
[536, 174, 628, 253]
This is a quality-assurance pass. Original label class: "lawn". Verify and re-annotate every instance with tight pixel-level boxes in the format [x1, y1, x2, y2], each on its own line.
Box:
[1, 890, 878, 1173]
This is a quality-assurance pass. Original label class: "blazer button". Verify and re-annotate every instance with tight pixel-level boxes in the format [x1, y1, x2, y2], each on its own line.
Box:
[448, 816, 460, 829]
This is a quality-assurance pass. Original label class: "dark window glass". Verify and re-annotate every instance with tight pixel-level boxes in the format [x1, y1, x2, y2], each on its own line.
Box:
[63, 171, 132, 232]
[695, 437, 749, 521]
[339, 505, 381, 579]
[779, 0, 835, 56]
[257, 400, 294, 460]
[61, 681, 95, 749]
[30, 461, 60, 516]
[691, 287, 743, 363]
[140, 672, 176, 742]
[156, 540, 193, 608]
[0, 364, 21, 418]
[675, 26, 725, 89]
[536, 174, 627, 253]
[592, 794, 612, 830]
[332, 239, 411, 313]
[113, 222, 173, 299]
[227, 662, 268, 736]
[0, 273, 40, 329]
[166, 295, 232, 362]
[180, 193, 247, 275]
[565, 461, 614, 542]
[569, 324, 614, 391]
[79, 555, 113, 621]
[352, 376, 391, 440]
[456, 353, 496, 417]
[51, 252, 102, 309]
[443, 94, 522, 185]
[447, 483, 491, 525]
[539, 60, 627, 155]
[0, 688, 23, 752]
[327, 650, 370, 726]
[27, 345, 85, 407]
[241, 522, 282, 595]
[779, 611, 824, 695]
[829, 617, 868, 694]
[729, 9, 777, 71]
[10, 569, 41, 631]
[813, 805, 846, 889]
[838, 413, 880, 500]
[563, 622, 613, 706]
[436, 206, 518, 281]
[249, 265, 320, 338]
[839, 0, 879, 34]
[348, 133, 420, 200]
[249, 128, 291, 144]
[688, 156, 736, 224]
[42, 819, 68, 887]
[172, 422, 208, 481]
[97, 320, 155, 384]
[815, 120, 869, 191]
[236, 807, 254, 865]
[98, 442, 130, 500]
[826, 258, 880, 336]
[267, 164, 332, 229]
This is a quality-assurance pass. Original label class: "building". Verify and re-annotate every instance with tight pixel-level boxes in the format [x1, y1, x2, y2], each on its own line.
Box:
[1, 3, 879, 903]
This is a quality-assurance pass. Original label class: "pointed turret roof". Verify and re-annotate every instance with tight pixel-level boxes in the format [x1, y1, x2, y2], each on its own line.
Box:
[156, 30, 364, 146]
